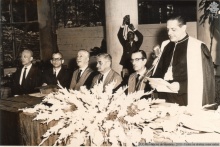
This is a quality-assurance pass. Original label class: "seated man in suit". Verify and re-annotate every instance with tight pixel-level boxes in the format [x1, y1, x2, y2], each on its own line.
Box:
[11, 49, 42, 96]
[91, 53, 122, 91]
[127, 50, 151, 94]
[42, 52, 72, 89]
[70, 49, 97, 90]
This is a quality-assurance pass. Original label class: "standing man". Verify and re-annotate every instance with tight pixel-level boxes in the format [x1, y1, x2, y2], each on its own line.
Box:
[150, 15, 215, 107]
[127, 50, 151, 94]
[11, 49, 42, 95]
[42, 52, 72, 88]
[91, 53, 122, 91]
[118, 15, 143, 78]
[70, 49, 97, 90]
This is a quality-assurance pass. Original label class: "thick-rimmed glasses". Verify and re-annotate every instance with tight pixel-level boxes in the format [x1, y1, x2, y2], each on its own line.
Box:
[130, 58, 145, 63]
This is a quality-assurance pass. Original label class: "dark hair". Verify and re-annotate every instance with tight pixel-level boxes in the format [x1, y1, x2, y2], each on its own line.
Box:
[167, 15, 186, 27]
[96, 53, 112, 63]
[127, 31, 134, 36]
[132, 50, 147, 59]
[52, 52, 63, 58]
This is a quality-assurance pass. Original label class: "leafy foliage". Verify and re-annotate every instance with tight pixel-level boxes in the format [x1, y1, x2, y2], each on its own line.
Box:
[54, 0, 105, 28]
[199, 0, 219, 25]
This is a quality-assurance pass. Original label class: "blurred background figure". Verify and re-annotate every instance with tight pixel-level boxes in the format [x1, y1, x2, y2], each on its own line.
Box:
[118, 15, 143, 80]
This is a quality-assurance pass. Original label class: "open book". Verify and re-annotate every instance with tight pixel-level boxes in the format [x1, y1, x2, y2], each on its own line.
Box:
[146, 78, 178, 93]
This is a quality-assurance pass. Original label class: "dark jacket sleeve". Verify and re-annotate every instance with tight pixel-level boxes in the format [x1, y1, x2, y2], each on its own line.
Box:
[201, 43, 215, 105]
[117, 27, 126, 46]
[134, 30, 143, 49]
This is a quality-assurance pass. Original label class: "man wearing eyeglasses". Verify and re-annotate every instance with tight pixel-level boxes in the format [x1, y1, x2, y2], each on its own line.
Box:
[91, 53, 122, 91]
[70, 49, 97, 90]
[42, 52, 72, 88]
[127, 50, 151, 94]
[11, 49, 42, 96]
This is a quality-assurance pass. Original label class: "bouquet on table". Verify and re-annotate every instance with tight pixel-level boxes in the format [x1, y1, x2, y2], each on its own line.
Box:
[20, 81, 220, 146]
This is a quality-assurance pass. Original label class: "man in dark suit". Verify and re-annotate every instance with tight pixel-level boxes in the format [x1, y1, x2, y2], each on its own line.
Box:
[42, 52, 72, 89]
[70, 49, 97, 90]
[91, 53, 122, 91]
[118, 15, 143, 78]
[11, 49, 42, 96]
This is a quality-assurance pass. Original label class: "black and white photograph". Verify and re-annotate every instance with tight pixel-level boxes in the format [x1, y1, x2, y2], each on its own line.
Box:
[0, 0, 220, 146]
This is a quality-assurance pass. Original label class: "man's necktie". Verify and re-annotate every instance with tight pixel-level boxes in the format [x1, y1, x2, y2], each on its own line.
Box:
[54, 70, 56, 77]
[76, 70, 82, 83]
[135, 74, 140, 90]
[21, 67, 27, 86]
[98, 74, 103, 83]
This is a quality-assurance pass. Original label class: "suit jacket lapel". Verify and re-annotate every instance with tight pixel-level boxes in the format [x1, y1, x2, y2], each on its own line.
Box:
[103, 69, 113, 87]
[136, 70, 148, 91]
[78, 68, 91, 82]
[128, 74, 136, 93]
[73, 68, 93, 90]
[57, 67, 64, 80]
[25, 66, 34, 80]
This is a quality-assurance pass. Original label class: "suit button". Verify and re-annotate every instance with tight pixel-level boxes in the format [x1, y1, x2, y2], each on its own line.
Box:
[127, 52, 129, 54]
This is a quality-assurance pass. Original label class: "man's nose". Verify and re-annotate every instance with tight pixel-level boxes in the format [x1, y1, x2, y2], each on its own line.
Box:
[168, 30, 172, 36]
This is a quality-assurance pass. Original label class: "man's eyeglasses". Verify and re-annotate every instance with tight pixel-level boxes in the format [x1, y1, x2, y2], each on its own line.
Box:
[130, 58, 145, 62]
[51, 58, 62, 61]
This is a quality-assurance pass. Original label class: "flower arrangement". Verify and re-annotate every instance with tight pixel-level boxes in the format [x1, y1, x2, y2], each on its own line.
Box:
[20, 81, 220, 146]
[198, 0, 219, 53]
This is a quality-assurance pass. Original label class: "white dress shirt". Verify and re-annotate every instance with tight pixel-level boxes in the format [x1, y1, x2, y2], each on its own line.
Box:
[19, 64, 32, 85]
[54, 67, 61, 77]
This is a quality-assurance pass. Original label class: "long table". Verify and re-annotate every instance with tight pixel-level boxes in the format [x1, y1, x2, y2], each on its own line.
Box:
[1, 94, 220, 146]
[0, 94, 58, 146]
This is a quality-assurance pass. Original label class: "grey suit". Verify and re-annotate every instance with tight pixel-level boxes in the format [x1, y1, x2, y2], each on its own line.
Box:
[91, 69, 122, 91]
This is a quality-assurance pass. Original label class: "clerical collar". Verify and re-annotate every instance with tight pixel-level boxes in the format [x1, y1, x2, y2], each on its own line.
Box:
[176, 34, 189, 44]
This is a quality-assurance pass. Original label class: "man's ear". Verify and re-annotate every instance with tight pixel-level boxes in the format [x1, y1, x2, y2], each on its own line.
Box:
[30, 57, 33, 61]
[61, 59, 64, 64]
[144, 59, 147, 65]
[181, 25, 187, 31]
[50, 60, 53, 64]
